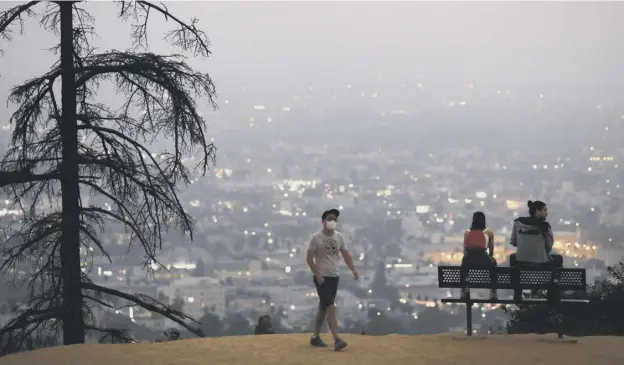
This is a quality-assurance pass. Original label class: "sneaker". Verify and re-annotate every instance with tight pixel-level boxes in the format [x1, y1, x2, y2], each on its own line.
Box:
[310, 335, 328, 347]
[334, 338, 348, 351]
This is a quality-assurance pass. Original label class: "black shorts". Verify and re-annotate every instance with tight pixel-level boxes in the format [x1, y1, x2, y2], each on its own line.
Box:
[313, 276, 339, 309]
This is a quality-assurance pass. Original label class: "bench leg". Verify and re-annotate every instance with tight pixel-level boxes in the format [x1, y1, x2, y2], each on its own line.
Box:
[466, 301, 473, 336]
[549, 283, 564, 339]
[554, 307, 563, 339]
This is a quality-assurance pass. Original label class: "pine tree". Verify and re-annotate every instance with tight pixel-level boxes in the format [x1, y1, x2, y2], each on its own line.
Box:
[0, 1, 216, 352]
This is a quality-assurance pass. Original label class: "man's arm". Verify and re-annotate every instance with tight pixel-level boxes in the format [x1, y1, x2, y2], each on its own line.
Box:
[340, 247, 356, 273]
[509, 222, 518, 247]
[307, 250, 320, 277]
[339, 235, 357, 278]
[306, 237, 322, 280]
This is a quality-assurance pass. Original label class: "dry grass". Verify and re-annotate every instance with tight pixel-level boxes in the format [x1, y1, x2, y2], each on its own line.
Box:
[1, 333, 623, 365]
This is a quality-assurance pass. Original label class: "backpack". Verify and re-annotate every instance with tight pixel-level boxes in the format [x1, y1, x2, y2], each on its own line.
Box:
[464, 229, 487, 250]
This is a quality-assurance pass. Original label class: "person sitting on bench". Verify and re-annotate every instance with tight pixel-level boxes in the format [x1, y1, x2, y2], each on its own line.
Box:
[509, 200, 563, 300]
[461, 211, 497, 300]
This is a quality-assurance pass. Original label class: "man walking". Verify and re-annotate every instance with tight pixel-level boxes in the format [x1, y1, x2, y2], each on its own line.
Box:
[306, 208, 359, 351]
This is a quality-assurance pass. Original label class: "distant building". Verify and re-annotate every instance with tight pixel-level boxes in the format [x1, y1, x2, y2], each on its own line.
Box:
[162, 276, 226, 319]
[155, 246, 215, 269]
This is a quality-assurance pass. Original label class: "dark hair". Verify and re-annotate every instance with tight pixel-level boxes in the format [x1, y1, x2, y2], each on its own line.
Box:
[528, 200, 546, 216]
[470, 211, 486, 230]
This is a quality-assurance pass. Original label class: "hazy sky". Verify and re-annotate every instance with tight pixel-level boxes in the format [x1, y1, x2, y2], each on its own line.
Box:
[197, 1, 624, 85]
[1, 1, 624, 90]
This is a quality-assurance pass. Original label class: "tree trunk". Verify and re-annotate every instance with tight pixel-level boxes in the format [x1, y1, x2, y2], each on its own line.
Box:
[59, 1, 85, 345]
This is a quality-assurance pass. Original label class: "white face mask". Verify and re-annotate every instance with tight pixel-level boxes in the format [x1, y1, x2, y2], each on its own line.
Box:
[324, 221, 337, 230]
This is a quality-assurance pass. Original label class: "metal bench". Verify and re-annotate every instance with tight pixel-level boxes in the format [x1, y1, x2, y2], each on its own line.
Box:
[437, 266, 589, 338]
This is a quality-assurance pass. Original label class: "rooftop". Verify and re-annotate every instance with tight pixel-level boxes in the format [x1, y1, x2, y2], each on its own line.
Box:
[169, 276, 221, 288]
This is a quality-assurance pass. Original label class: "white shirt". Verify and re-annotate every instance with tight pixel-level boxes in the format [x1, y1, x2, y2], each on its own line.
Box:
[307, 230, 347, 277]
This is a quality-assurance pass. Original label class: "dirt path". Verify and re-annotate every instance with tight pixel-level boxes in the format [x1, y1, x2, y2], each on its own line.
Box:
[1, 333, 623, 365]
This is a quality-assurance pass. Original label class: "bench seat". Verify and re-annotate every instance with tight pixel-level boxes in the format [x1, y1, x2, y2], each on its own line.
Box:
[437, 265, 589, 338]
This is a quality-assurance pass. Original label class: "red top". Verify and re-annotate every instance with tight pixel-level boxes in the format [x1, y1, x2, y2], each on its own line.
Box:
[464, 229, 488, 250]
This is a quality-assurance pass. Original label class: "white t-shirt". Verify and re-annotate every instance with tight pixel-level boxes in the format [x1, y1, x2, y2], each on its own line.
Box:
[307, 230, 347, 277]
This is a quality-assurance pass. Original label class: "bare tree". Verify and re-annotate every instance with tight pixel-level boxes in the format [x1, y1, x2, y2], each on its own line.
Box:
[0, 0, 216, 352]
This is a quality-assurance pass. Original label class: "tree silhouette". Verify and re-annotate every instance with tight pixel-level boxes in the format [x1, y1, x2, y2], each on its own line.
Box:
[0, 0, 216, 352]
[96, 311, 160, 344]
[270, 306, 290, 334]
[171, 297, 185, 312]
[371, 260, 388, 294]
[384, 242, 402, 258]
[192, 259, 206, 277]
[412, 306, 463, 335]
[371, 260, 399, 301]
[223, 313, 250, 336]
[199, 309, 223, 337]
[366, 308, 401, 335]
[506, 263, 624, 336]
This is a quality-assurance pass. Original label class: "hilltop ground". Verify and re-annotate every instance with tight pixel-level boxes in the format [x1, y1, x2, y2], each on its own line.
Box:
[0, 333, 623, 365]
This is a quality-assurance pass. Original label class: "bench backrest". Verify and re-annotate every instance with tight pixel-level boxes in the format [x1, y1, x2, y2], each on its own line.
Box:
[437, 266, 586, 291]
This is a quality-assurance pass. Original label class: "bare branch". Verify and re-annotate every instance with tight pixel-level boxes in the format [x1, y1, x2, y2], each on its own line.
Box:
[0, 169, 59, 188]
[0, 308, 61, 337]
[82, 282, 203, 337]
[0, 1, 41, 55]
[85, 325, 136, 344]
[117, 0, 211, 57]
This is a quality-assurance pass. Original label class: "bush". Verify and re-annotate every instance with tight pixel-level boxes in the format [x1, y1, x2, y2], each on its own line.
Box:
[506, 263, 624, 336]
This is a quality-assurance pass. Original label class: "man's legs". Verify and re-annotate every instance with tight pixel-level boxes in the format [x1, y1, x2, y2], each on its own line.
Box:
[509, 254, 523, 301]
[326, 304, 339, 340]
[313, 305, 326, 337]
[545, 254, 564, 307]
[310, 276, 328, 347]
[310, 276, 347, 350]
[509, 253, 518, 267]
[325, 277, 347, 351]
[550, 254, 563, 268]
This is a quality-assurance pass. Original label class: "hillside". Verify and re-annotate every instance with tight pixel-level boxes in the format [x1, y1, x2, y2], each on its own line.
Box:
[1, 333, 623, 365]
